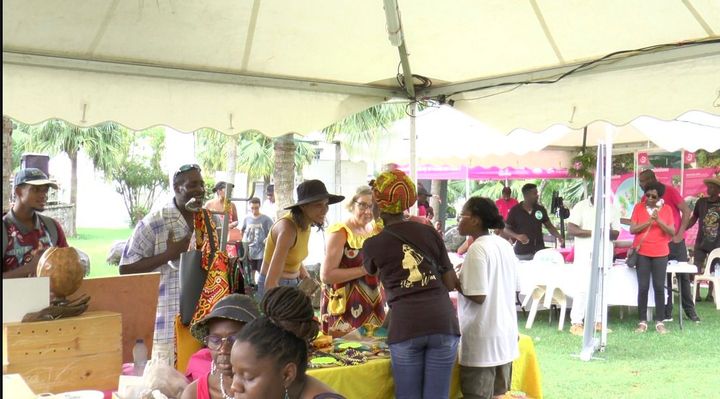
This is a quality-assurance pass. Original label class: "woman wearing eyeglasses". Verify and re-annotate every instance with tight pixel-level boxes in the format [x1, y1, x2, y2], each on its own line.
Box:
[182, 294, 261, 399]
[630, 181, 675, 334]
[320, 186, 386, 337]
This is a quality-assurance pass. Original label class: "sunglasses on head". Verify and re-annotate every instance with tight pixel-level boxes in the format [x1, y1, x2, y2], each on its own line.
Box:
[173, 164, 201, 180]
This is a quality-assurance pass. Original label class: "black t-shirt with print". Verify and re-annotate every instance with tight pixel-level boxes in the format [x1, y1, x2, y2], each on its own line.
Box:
[506, 202, 550, 255]
[363, 221, 460, 344]
[693, 197, 720, 250]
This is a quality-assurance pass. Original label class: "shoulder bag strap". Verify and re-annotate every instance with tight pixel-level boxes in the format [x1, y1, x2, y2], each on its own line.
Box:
[635, 217, 653, 251]
[202, 209, 217, 263]
[382, 227, 443, 280]
[38, 214, 58, 246]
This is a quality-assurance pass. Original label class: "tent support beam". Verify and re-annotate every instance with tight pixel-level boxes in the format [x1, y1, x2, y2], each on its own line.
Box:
[2, 51, 405, 99]
[420, 41, 720, 98]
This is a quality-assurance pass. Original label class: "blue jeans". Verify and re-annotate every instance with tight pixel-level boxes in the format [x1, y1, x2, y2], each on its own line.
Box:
[389, 334, 460, 399]
[256, 273, 300, 300]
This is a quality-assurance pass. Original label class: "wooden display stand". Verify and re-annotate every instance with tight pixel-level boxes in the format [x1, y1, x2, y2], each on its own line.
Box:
[3, 310, 122, 394]
[74, 272, 160, 363]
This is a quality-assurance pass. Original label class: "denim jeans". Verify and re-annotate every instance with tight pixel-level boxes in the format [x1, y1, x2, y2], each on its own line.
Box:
[256, 273, 300, 300]
[389, 333, 460, 399]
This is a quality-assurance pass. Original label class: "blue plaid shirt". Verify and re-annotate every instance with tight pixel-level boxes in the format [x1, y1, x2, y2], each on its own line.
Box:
[120, 200, 191, 362]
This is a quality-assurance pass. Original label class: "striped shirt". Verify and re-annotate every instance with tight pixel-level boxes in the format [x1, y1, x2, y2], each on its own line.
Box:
[120, 200, 191, 363]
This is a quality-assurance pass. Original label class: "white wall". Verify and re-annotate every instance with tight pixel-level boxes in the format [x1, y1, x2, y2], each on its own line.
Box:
[49, 151, 131, 228]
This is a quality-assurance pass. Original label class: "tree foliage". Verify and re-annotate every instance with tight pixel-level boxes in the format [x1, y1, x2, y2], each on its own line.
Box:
[322, 102, 408, 160]
[195, 129, 317, 183]
[12, 120, 126, 234]
[105, 128, 168, 226]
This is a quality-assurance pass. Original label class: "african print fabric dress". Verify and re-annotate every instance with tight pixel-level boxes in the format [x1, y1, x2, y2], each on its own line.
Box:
[321, 222, 386, 336]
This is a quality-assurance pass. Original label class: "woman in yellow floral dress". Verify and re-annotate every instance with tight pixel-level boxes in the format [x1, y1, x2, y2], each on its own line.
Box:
[320, 186, 386, 336]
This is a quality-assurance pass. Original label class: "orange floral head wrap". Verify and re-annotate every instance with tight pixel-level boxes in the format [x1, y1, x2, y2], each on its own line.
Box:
[372, 169, 417, 214]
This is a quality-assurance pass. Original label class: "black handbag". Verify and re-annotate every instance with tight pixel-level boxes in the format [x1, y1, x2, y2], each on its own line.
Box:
[179, 210, 216, 326]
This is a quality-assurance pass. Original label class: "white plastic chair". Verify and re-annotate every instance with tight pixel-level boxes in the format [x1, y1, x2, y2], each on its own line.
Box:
[523, 249, 568, 330]
[693, 247, 720, 310]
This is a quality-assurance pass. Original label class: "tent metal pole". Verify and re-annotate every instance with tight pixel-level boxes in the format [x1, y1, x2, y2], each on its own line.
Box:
[466, 165, 471, 200]
[600, 125, 614, 350]
[680, 149, 685, 196]
[410, 101, 418, 210]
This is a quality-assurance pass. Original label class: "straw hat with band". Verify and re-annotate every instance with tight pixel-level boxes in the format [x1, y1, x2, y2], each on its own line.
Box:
[190, 294, 261, 342]
[372, 169, 417, 215]
[704, 176, 720, 188]
[284, 179, 344, 210]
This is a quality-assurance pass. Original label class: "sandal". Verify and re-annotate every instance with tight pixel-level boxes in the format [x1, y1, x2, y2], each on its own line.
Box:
[634, 322, 648, 333]
[655, 322, 668, 335]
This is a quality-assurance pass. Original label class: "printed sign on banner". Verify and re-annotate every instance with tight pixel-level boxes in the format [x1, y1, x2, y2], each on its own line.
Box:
[684, 151, 696, 164]
[637, 152, 649, 166]
[610, 167, 717, 239]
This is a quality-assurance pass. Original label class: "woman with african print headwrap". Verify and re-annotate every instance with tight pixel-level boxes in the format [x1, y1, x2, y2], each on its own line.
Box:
[319, 186, 386, 337]
[362, 169, 461, 399]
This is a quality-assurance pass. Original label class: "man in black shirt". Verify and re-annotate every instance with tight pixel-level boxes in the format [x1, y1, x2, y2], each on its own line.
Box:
[688, 177, 720, 303]
[504, 183, 564, 260]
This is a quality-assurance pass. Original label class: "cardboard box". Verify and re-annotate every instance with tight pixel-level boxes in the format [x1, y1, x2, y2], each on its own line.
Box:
[3, 310, 122, 394]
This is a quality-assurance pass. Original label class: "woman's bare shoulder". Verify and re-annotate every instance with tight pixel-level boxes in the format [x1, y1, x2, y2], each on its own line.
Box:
[301, 376, 345, 399]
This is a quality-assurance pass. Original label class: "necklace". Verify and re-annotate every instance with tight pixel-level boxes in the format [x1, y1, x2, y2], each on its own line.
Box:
[219, 373, 233, 399]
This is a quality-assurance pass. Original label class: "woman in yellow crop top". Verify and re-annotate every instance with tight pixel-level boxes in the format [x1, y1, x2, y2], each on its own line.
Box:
[257, 180, 344, 298]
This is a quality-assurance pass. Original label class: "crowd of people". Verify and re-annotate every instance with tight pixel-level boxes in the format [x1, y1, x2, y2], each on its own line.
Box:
[3, 163, 719, 399]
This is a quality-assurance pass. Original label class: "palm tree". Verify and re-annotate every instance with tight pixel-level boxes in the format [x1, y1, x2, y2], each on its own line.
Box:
[273, 134, 298, 216]
[322, 102, 408, 158]
[14, 120, 126, 233]
[195, 129, 315, 214]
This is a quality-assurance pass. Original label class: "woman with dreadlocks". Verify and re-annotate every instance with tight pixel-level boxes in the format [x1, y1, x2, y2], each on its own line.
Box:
[229, 286, 345, 399]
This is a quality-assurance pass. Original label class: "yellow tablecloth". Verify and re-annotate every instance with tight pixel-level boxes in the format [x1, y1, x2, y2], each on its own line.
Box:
[308, 334, 542, 399]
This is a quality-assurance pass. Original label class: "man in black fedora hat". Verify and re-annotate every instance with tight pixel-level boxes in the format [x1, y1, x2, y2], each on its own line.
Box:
[257, 179, 344, 298]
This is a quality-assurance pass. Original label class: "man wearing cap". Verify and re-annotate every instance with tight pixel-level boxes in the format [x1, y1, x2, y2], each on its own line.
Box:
[3, 168, 68, 278]
[687, 176, 720, 303]
[120, 163, 205, 365]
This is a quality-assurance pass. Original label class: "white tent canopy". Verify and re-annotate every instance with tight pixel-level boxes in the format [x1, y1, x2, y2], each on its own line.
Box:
[3, 0, 719, 136]
[378, 106, 720, 168]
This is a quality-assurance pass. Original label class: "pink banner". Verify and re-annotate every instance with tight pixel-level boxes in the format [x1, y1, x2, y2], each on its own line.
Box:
[611, 167, 717, 243]
[399, 165, 570, 181]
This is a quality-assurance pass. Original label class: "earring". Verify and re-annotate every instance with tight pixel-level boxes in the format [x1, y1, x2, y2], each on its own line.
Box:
[284, 387, 289, 399]
[211, 361, 217, 375]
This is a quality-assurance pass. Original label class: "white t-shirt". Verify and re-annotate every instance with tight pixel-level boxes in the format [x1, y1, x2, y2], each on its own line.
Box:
[567, 197, 621, 265]
[261, 200, 277, 221]
[457, 235, 520, 367]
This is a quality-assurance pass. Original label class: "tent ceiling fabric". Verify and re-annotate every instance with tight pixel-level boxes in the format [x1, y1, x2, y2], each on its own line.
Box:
[3, 0, 720, 136]
[376, 106, 720, 169]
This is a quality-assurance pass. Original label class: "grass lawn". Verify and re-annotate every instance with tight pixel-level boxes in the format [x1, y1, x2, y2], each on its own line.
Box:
[68, 227, 133, 278]
[519, 289, 720, 398]
[66, 227, 720, 398]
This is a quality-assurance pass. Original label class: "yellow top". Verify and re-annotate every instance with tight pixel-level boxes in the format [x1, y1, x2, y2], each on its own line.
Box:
[263, 214, 310, 274]
[327, 221, 381, 249]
